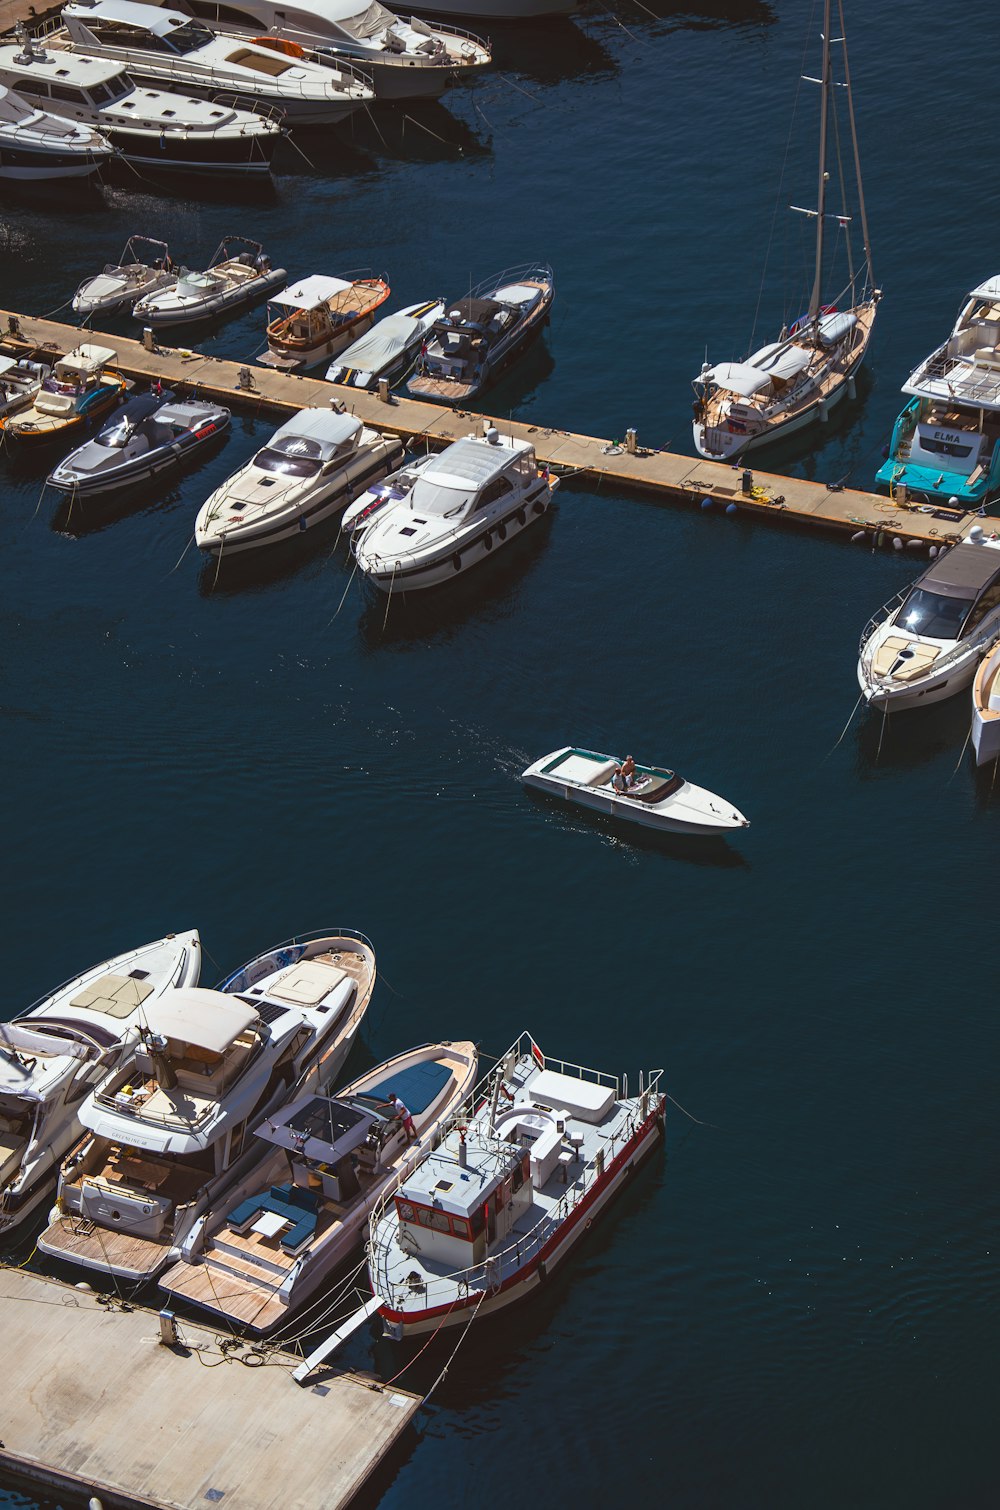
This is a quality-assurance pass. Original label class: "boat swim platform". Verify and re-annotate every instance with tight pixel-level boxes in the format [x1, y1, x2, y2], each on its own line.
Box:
[0, 1264, 420, 1510]
[0, 309, 983, 550]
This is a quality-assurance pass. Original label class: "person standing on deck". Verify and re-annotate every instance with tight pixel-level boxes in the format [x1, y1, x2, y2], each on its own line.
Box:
[382, 1093, 416, 1142]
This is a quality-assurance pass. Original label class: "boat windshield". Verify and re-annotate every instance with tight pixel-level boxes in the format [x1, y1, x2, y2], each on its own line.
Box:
[896, 588, 973, 640]
[408, 478, 473, 517]
[255, 446, 322, 478]
[166, 21, 215, 53]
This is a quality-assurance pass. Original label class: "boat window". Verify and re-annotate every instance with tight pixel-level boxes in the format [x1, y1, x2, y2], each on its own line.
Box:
[255, 447, 322, 478]
[476, 476, 514, 510]
[449, 1215, 472, 1239]
[896, 587, 973, 639]
[918, 434, 977, 459]
[513, 453, 537, 482]
[409, 478, 475, 517]
[165, 20, 216, 54]
[965, 583, 1000, 633]
[87, 81, 115, 105]
[86, 19, 172, 51]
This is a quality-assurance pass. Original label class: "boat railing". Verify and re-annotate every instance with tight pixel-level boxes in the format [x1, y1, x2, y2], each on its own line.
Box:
[860, 594, 1000, 679]
[400, 16, 489, 56]
[858, 590, 907, 656]
[909, 350, 1000, 407]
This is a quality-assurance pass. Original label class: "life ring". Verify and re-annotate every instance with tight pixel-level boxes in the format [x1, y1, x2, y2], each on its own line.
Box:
[252, 35, 306, 57]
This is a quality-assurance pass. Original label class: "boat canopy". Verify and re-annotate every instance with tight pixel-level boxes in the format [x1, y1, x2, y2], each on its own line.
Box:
[255, 1093, 377, 1161]
[818, 311, 857, 346]
[142, 988, 258, 1053]
[440, 297, 500, 328]
[57, 344, 116, 376]
[270, 408, 361, 454]
[706, 361, 772, 398]
[66, 0, 189, 33]
[970, 275, 1000, 301]
[0, 1022, 93, 1063]
[270, 275, 352, 310]
[916, 542, 1000, 599]
[747, 342, 812, 380]
[423, 435, 532, 490]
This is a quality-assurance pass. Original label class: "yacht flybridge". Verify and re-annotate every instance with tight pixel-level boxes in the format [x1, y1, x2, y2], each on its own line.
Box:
[38, 929, 375, 1281]
[692, 0, 879, 460]
[0, 81, 112, 179]
[857, 532, 1000, 711]
[261, 272, 391, 370]
[876, 274, 1000, 510]
[0, 930, 201, 1237]
[180, 0, 491, 101]
[56, 1, 374, 125]
[159, 1040, 478, 1332]
[367, 1032, 665, 1340]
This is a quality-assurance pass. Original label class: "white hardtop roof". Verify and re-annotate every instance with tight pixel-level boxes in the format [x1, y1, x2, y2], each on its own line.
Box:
[59, 343, 116, 373]
[271, 408, 361, 448]
[271, 274, 352, 310]
[399, 1137, 517, 1216]
[970, 274, 1000, 301]
[706, 360, 772, 397]
[0, 354, 23, 374]
[424, 434, 532, 490]
[142, 988, 257, 1053]
[66, 0, 188, 35]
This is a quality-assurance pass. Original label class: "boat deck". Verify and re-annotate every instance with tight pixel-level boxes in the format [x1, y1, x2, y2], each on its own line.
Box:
[39, 1214, 170, 1274]
[0, 1264, 420, 1510]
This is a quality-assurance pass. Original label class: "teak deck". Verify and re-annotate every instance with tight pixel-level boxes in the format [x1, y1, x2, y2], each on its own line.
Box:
[0, 1265, 420, 1510]
[0, 308, 985, 549]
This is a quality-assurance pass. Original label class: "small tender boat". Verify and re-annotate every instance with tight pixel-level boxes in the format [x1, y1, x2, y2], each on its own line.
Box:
[857, 530, 1000, 711]
[522, 746, 749, 835]
[260, 272, 391, 371]
[159, 1039, 478, 1333]
[132, 237, 285, 327]
[0, 81, 112, 180]
[353, 429, 554, 592]
[48, 390, 230, 497]
[0, 355, 51, 420]
[194, 407, 403, 555]
[367, 1031, 665, 1340]
[38, 929, 375, 1282]
[325, 299, 445, 389]
[0, 929, 201, 1238]
[0, 343, 127, 443]
[73, 234, 174, 318]
[408, 263, 554, 404]
[972, 640, 1000, 765]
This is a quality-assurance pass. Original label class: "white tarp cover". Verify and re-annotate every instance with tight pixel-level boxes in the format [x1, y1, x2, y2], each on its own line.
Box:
[334, 312, 427, 372]
[970, 274, 1000, 301]
[142, 988, 257, 1053]
[0, 1022, 93, 1062]
[818, 311, 857, 346]
[748, 341, 812, 380]
[270, 274, 352, 309]
[707, 361, 772, 398]
[59, 344, 117, 374]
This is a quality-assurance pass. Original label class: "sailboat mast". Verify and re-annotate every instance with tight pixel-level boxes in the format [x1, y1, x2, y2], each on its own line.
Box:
[808, 0, 833, 326]
[837, 0, 875, 294]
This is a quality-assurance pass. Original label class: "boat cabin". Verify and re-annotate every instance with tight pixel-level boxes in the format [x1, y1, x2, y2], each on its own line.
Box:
[255, 410, 362, 477]
[400, 435, 539, 523]
[893, 542, 1000, 644]
[394, 1137, 530, 1268]
[36, 344, 116, 415]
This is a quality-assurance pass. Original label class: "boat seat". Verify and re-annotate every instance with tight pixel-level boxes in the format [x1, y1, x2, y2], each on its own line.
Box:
[633, 774, 683, 803]
[871, 636, 940, 680]
[228, 1183, 319, 1249]
[0, 1134, 26, 1186]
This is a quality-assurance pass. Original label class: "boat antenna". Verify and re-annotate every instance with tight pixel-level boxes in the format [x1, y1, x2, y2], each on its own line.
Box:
[837, 0, 875, 295]
[807, 0, 832, 331]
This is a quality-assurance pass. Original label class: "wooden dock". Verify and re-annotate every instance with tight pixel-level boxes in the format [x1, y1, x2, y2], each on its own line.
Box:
[0, 1265, 419, 1510]
[0, 308, 983, 550]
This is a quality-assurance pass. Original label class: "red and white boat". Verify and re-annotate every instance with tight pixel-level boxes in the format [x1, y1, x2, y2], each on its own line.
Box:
[366, 1032, 665, 1339]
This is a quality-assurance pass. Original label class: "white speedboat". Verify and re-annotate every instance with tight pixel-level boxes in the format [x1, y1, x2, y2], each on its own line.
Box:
[48, 391, 230, 497]
[692, 0, 879, 461]
[972, 640, 1000, 765]
[73, 234, 174, 318]
[0, 355, 51, 420]
[261, 272, 391, 371]
[132, 237, 285, 327]
[58, 0, 373, 125]
[353, 429, 554, 592]
[325, 299, 445, 389]
[180, 0, 490, 101]
[0, 82, 112, 179]
[0, 32, 281, 175]
[194, 408, 403, 555]
[38, 929, 375, 1281]
[858, 531, 1000, 711]
[408, 264, 554, 405]
[522, 746, 749, 836]
[0, 929, 201, 1238]
[159, 1039, 478, 1333]
[367, 1032, 665, 1340]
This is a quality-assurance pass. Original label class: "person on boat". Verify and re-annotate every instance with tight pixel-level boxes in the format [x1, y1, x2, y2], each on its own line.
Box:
[611, 764, 626, 792]
[621, 755, 637, 788]
[381, 1093, 415, 1142]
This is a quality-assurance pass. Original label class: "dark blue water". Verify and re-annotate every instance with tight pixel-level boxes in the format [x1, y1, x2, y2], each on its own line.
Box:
[3, 2, 1000, 1505]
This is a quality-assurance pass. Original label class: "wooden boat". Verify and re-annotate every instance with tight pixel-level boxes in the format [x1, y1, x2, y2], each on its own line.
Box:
[260, 272, 391, 371]
[522, 746, 749, 836]
[0, 344, 127, 444]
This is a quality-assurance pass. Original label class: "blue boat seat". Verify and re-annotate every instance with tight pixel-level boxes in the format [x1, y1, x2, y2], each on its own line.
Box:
[228, 1182, 319, 1250]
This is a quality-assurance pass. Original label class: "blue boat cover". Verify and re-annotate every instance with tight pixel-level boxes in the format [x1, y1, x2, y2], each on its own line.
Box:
[359, 1059, 451, 1115]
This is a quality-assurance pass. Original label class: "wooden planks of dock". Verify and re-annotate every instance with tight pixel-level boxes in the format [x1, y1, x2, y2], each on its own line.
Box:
[0, 308, 983, 549]
[0, 1265, 419, 1510]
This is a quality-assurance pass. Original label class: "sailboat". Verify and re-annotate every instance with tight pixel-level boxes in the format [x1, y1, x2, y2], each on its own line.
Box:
[692, 0, 880, 462]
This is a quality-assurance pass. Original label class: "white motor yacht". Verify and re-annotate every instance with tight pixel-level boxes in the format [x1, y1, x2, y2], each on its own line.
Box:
[73, 234, 174, 318]
[325, 298, 445, 389]
[159, 1039, 478, 1333]
[0, 31, 281, 174]
[367, 1032, 665, 1340]
[0, 81, 112, 179]
[38, 928, 375, 1281]
[0, 929, 200, 1238]
[0, 355, 51, 421]
[178, 0, 491, 101]
[58, 0, 374, 125]
[522, 747, 749, 836]
[971, 640, 1000, 765]
[857, 531, 1000, 711]
[353, 429, 554, 592]
[194, 408, 403, 555]
[133, 237, 285, 327]
[408, 264, 554, 405]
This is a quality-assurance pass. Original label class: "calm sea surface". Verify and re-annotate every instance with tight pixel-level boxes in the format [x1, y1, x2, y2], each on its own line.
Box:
[2, 1, 999, 1505]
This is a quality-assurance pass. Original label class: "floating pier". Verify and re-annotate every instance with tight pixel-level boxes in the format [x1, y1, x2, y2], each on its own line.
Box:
[0, 1265, 419, 1510]
[0, 309, 983, 550]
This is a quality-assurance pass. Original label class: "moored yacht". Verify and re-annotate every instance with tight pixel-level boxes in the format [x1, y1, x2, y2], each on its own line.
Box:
[38, 928, 375, 1281]
[159, 1040, 478, 1332]
[58, 0, 374, 126]
[194, 407, 403, 554]
[367, 1032, 665, 1339]
[0, 343, 127, 443]
[0, 30, 281, 174]
[325, 298, 445, 389]
[353, 429, 555, 592]
[876, 274, 1000, 510]
[48, 390, 230, 497]
[180, 0, 491, 101]
[857, 531, 1000, 711]
[132, 236, 284, 326]
[260, 272, 391, 370]
[0, 81, 112, 179]
[73, 234, 173, 317]
[0, 930, 201, 1237]
[407, 264, 554, 404]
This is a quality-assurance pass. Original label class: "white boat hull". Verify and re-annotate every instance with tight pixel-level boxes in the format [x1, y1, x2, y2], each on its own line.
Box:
[693, 358, 854, 461]
[522, 747, 749, 836]
[360, 493, 548, 592]
[857, 651, 979, 712]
